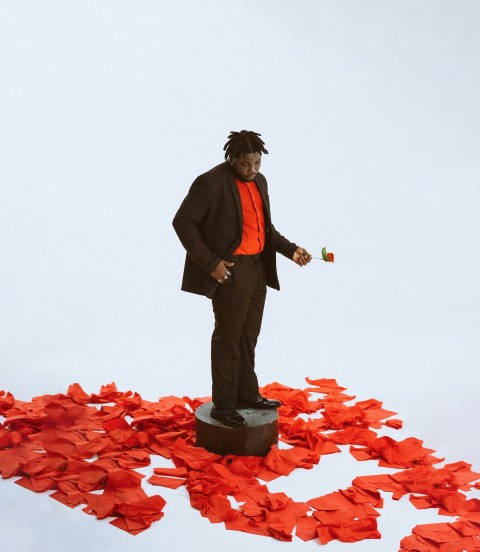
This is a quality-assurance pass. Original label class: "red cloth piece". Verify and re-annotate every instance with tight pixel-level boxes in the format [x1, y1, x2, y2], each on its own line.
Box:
[83, 469, 146, 519]
[110, 495, 166, 535]
[350, 435, 443, 468]
[114, 450, 151, 469]
[226, 492, 308, 541]
[392, 465, 457, 494]
[328, 516, 381, 543]
[399, 521, 480, 551]
[295, 514, 319, 541]
[399, 533, 437, 551]
[224, 511, 274, 539]
[354, 398, 398, 428]
[280, 418, 340, 456]
[222, 455, 265, 478]
[304, 377, 347, 393]
[115, 391, 143, 412]
[200, 494, 234, 523]
[0, 428, 25, 447]
[265, 497, 309, 531]
[89, 382, 123, 403]
[328, 427, 378, 446]
[0, 444, 40, 478]
[101, 417, 130, 431]
[208, 462, 259, 495]
[260, 382, 322, 415]
[153, 466, 188, 477]
[443, 461, 480, 489]
[322, 403, 367, 429]
[311, 503, 381, 544]
[386, 418, 403, 429]
[341, 485, 384, 508]
[172, 438, 221, 470]
[50, 486, 86, 508]
[66, 383, 91, 404]
[312, 502, 380, 525]
[308, 489, 357, 511]
[15, 475, 55, 492]
[263, 445, 311, 476]
[109, 516, 149, 536]
[77, 463, 108, 491]
[148, 475, 186, 489]
[153, 430, 189, 448]
[353, 473, 406, 499]
[147, 443, 172, 458]
[0, 391, 15, 413]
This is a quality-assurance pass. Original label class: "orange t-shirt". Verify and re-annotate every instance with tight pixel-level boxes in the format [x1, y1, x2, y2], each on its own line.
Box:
[234, 179, 265, 255]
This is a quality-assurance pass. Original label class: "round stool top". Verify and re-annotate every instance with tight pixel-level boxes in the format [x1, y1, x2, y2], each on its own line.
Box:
[195, 401, 278, 429]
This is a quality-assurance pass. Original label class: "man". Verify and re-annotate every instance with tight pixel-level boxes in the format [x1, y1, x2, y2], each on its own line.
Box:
[173, 130, 311, 427]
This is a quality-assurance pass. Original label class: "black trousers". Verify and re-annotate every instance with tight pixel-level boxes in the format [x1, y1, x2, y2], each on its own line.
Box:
[211, 254, 267, 409]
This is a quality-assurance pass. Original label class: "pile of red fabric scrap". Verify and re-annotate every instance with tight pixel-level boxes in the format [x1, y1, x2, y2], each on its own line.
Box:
[1, 379, 479, 549]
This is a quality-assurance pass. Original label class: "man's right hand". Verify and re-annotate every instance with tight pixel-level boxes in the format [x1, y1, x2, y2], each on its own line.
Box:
[210, 260, 234, 283]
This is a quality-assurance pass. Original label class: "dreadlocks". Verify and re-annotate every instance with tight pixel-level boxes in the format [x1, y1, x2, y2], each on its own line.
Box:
[223, 130, 269, 161]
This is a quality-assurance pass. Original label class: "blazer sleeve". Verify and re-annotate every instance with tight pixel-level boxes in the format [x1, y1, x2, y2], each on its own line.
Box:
[172, 176, 221, 275]
[272, 224, 298, 259]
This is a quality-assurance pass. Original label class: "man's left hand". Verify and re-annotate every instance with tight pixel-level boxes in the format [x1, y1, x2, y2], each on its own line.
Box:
[292, 247, 312, 266]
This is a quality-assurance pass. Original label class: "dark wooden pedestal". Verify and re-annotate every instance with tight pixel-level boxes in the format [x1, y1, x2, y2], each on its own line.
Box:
[195, 402, 278, 457]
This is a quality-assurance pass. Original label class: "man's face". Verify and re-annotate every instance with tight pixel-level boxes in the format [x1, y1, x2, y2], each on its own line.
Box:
[231, 152, 262, 181]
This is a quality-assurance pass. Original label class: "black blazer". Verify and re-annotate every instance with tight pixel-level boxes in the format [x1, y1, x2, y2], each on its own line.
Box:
[173, 162, 297, 298]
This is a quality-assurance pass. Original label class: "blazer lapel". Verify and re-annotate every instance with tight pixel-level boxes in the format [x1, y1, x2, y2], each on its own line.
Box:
[225, 165, 244, 235]
[255, 174, 272, 224]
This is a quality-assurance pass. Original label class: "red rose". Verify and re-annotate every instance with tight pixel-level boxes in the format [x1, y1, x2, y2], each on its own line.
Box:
[321, 247, 334, 263]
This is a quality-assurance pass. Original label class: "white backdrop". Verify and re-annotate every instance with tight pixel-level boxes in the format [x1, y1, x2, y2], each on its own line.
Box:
[1, 1, 479, 551]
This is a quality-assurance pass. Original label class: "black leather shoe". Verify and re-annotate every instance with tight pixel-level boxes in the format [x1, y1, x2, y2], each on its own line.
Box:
[237, 395, 282, 409]
[210, 406, 247, 427]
